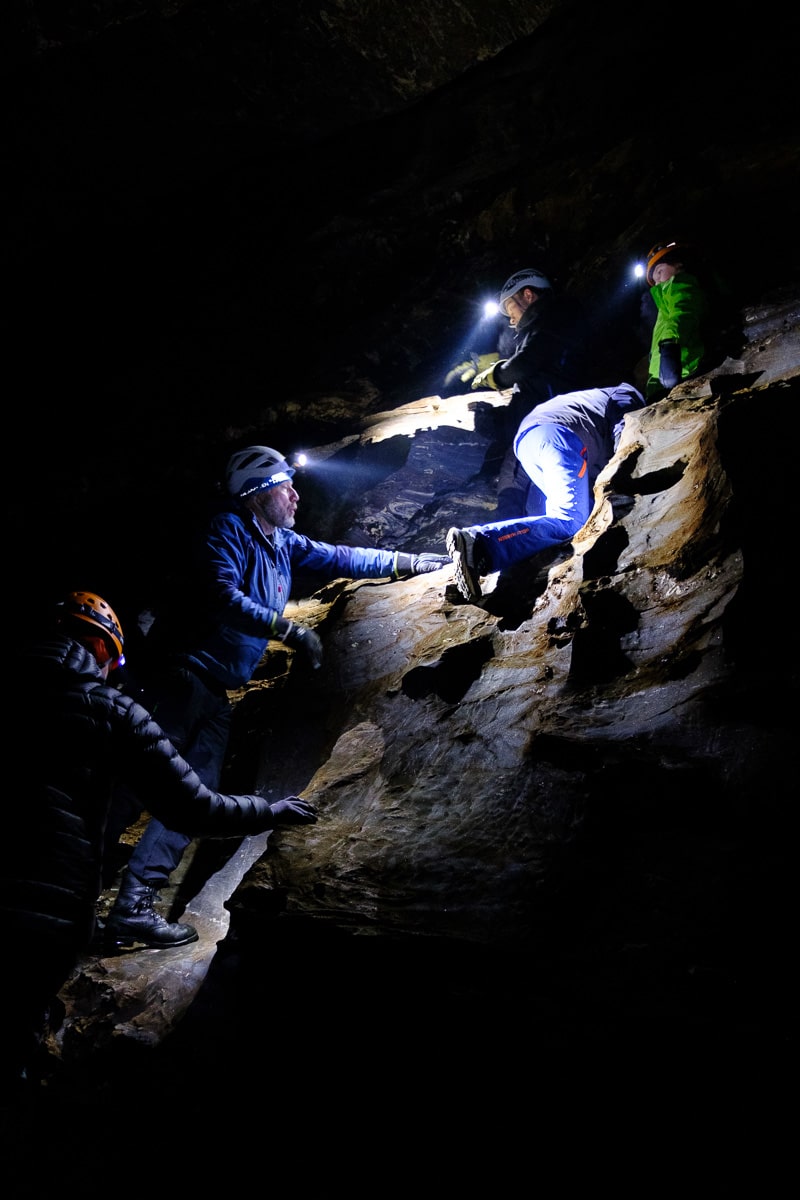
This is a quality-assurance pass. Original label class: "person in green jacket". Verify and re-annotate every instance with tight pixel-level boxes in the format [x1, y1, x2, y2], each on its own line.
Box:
[643, 239, 711, 401]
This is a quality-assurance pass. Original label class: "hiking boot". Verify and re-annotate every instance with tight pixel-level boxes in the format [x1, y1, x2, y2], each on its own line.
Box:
[104, 876, 198, 950]
[446, 527, 484, 602]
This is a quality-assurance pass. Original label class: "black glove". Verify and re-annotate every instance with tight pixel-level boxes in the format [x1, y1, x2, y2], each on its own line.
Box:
[412, 553, 451, 574]
[268, 796, 318, 825]
[658, 339, 682, 389]
[392, 552, 451, 578]
[275, 617, 323, 669]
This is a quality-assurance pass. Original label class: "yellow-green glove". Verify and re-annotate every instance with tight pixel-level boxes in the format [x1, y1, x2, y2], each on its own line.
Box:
[471, 357, 505, 391]
[444, 352, 500, 390]
[476, 353, 500, 373]
[444, 359, 478, 388]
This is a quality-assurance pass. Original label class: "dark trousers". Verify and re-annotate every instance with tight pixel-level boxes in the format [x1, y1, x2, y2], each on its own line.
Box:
[123, 665, 232, 889]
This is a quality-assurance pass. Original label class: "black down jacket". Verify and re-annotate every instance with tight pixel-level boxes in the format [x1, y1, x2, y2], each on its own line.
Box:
[492, 291, 592, 440]
[2, 635, 286, 954]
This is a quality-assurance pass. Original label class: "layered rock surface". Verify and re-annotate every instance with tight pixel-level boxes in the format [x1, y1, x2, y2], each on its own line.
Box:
[5, 4, 798, 1174]
[46, 288, 799, 1075]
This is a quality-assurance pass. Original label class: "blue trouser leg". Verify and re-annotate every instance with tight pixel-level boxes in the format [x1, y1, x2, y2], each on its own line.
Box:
[124, 667, 232, 888]
[495, 445, 545, 521]
[465, 424, 591, 574]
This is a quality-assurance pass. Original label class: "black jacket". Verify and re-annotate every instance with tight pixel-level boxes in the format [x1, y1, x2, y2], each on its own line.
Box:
[2, 635, 284, 953]
[492, 290, 592, 446]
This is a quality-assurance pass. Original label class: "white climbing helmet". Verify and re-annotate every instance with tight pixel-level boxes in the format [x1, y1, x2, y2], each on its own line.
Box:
[498, 268, 552, 315]
[225, 445, 296, 498]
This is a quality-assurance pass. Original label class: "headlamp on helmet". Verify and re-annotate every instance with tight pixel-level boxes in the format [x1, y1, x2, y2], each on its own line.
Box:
[225, 445, 297, 498]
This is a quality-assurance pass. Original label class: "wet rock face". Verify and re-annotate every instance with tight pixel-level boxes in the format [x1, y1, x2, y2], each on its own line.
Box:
[210, 347, 795, 1129]
[47, 291, 797, 1077]
[228, 372, 794, 952]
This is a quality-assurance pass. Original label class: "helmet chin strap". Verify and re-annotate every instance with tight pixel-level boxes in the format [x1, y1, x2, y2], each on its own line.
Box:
[81, 633, 120, 671]
[246, 491, 278, 537]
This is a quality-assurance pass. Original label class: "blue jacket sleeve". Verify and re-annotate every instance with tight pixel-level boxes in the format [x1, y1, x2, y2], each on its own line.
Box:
[282, 531, 400, 581]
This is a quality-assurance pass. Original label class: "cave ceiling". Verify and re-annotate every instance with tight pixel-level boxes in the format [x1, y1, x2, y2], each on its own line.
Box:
[6, 0, 799, 606]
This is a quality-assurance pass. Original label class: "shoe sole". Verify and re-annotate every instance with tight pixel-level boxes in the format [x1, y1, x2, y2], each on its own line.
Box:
[103, 925, 200, 951]
[446, 528, 482, 601]
[104, 930, 200, 951]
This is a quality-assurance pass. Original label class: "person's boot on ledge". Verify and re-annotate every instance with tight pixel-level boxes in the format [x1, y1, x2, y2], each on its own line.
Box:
[105, 870, 198, 949]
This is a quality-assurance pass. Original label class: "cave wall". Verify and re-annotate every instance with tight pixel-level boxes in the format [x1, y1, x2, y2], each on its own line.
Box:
[6, 1, 799, 629]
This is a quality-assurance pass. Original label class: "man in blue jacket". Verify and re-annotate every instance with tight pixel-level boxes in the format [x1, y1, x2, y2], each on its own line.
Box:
[446, 383, 645, 602]
[105, 446, 449, 950]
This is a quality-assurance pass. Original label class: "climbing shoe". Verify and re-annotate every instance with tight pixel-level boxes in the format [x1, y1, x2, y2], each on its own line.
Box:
[446, 527, 484, 602]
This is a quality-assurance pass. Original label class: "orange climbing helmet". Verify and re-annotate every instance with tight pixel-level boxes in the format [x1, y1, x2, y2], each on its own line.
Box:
[58, 590, 125, 664]
[645, 240, 692, 286]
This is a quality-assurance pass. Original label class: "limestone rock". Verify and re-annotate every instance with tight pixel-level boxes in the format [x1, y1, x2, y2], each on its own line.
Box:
[48, 291, 798, 1067]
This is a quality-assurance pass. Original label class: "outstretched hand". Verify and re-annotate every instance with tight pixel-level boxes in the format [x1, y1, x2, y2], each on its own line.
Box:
[444, 352, 500, 392]
[411, 553, 451, 574]
[392, 551, 451, 578]
[471, 362, 498, 391]
[269, 796, 318, 825]
[281, 621, 324, 669]
[443, 359, 478, 389]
